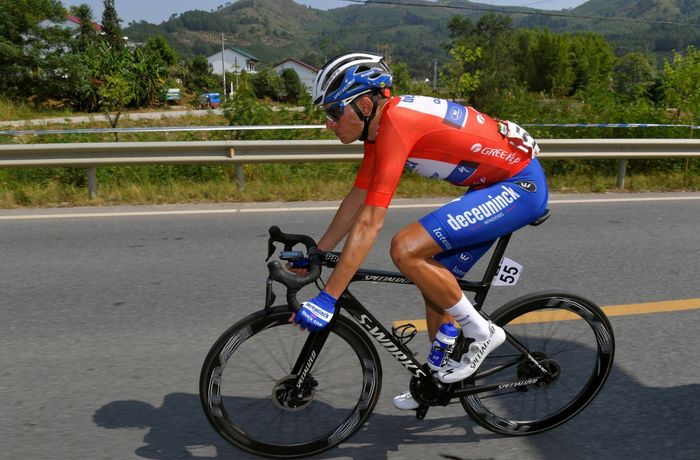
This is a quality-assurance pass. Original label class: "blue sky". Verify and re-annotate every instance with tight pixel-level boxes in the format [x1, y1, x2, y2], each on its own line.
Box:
[61, 0, 588, 25]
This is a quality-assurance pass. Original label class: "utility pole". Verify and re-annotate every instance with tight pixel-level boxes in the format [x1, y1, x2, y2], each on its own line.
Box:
[221, 33, 226, 100]
[433, 58, 438, 92]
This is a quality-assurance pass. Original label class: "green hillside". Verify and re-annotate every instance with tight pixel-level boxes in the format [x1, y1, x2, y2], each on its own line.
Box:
[124, 0, 700, 77]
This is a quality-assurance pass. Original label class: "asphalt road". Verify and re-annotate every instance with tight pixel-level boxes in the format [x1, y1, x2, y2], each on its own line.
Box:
[1, 192, 699, 460]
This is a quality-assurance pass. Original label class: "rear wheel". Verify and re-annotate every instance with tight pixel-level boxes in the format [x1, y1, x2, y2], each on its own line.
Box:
[461, 292, 615, 435]
[200, 306, 382, 458]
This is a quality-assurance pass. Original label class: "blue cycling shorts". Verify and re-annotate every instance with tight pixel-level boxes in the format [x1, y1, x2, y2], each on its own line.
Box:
[419, 158, 548, 278]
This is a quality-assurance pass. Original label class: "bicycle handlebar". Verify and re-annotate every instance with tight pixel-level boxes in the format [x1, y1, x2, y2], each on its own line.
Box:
[266, 226, 322, 312]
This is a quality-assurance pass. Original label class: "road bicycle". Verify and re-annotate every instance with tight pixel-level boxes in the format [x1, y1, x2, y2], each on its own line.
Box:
[200, 209, 615, 458]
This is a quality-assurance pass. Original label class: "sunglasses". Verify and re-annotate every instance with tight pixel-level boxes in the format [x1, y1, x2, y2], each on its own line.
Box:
[324, 100, 349, 122]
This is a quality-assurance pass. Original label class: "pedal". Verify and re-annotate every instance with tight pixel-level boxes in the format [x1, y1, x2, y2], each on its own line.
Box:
[415, 404, 429, 420]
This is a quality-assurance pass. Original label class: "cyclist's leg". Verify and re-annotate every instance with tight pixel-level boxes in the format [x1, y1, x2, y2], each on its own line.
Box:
[392, 160, 548, 344]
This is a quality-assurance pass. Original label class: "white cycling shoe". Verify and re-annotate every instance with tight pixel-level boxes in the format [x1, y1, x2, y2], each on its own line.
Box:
[393, 322, 506, 409]
[436, 322, 506, 384]
[393, 390, 419, 410]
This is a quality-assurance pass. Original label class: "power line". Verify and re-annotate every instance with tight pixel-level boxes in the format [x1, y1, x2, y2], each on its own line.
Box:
[340, 0, 700, 28]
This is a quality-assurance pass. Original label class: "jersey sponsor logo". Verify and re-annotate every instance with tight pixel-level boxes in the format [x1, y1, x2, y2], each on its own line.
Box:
[446, 185, 521, 231]
[397, 95, 468, 128]
[444, 100, 467, 128]
[514, 180, 537, 193]
[445, 160, 479, 185]
[306, 303, 333, 321]
[477, 147, 522, 166]
[476, 113, 486, 124]
[458, 251, 473, 263]
[471, 144, 517, 161]
[432, 227, 452, 249]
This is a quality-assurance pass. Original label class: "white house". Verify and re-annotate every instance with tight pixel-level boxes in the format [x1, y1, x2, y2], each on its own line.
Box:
[207, 48, 259, 76]
[38, 14, 103, 33]
[273, 58, 318, 93]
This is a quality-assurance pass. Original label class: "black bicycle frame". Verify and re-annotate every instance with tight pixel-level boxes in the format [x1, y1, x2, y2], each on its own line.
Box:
[288, 230, 545, 400]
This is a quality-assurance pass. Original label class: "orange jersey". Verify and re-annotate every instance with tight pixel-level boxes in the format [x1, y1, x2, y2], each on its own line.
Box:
[354, 96, 539, 207]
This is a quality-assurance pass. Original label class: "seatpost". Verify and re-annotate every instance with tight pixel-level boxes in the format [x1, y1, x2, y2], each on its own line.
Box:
[473, 233, 512, 308]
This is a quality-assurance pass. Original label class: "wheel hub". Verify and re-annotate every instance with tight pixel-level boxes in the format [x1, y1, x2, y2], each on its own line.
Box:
[271, 375, 318, 411]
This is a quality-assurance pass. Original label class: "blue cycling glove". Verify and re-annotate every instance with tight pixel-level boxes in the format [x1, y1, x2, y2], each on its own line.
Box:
[294, 291, 337, 332]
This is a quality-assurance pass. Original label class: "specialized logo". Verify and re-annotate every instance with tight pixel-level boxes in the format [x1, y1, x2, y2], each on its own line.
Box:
[362, 275, 412, 284]
[446, 185, 521, 231]
[446, 160, 478, 185]
[335, 78, 357, 100]
[355, 314, 427, 378]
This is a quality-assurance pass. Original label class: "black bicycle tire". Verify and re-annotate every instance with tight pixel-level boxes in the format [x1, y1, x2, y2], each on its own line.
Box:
[199, 306, 383, 458]
[461, 291, 615, 435]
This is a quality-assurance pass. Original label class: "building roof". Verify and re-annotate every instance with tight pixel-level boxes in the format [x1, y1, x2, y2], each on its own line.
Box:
[230, 48, 259, 62]
[64, 14, 103, 31]
[273, 58, 318, 72]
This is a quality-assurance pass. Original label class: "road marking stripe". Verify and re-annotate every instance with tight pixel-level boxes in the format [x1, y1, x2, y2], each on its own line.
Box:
[392, 298, 700, 330]
[0, 195, 699, 220]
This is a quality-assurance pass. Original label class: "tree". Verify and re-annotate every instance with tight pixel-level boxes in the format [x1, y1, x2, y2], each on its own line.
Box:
[70, 3, 98, 51]
[101, 0, 123, 50]
[143, 36, 178, 67]
[279, 68, 306, 104]
[251, 66, 285, 101]
[182, 56, 219, 94]
[521, 28, 575, 97]
[130, 46, 168, 107]
[441, 42, 481, 103]
[570, 33, 617, 94]
[662, 46, 700, 120]
[614, 52, 657, 101]
[0, 0, 69, 98]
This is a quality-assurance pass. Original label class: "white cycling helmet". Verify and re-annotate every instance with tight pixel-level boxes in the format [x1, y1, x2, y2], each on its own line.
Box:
[312, 52, 392, 107]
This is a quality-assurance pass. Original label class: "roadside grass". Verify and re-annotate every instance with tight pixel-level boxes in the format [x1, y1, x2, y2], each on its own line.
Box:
[1, 109, 698, 209]
[1, 165, 696, 208]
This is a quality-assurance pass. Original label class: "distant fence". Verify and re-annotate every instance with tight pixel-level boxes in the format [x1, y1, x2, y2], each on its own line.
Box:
[2, 124, 700, 198]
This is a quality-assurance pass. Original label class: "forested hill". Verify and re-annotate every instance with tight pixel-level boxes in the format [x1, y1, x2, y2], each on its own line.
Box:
[522, 0, 700, 55]
[124, 0, 700, 76]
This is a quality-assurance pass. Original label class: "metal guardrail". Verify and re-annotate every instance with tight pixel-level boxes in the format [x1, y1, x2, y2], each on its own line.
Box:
[1, 138, 699, 197]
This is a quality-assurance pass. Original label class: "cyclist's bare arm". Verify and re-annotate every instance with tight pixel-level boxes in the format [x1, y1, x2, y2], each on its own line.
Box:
[323, 204, 387, 298]
[317, 186, 367, 251]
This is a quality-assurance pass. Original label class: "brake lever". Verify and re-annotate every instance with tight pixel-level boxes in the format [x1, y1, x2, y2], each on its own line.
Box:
[265, 238, 276, 262]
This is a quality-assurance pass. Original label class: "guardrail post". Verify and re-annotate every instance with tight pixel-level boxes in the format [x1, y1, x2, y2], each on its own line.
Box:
[86, 167, 98, 199]
[235, 164, 245, 189]
[616, 159, 626, 189]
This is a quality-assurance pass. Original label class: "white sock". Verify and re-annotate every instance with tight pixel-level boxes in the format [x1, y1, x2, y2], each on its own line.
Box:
[445, 293, 490, 341]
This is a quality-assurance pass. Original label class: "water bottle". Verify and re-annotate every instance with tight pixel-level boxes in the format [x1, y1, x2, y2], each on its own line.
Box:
[427, 323, 460, 371]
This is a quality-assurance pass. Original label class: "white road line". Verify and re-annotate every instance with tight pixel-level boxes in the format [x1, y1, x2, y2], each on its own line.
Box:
[0, 195, 698, 220]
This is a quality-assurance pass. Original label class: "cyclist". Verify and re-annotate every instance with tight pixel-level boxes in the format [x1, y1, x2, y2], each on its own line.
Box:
[291, 52, 548, 410]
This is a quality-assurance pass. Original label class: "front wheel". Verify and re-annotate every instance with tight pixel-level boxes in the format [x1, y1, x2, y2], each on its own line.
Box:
[199, 306, 382, 458]
[461, 292, 615, 435]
